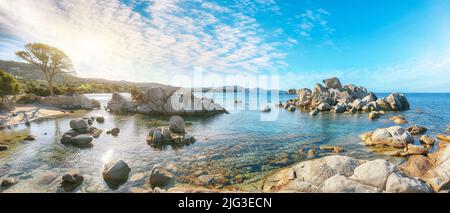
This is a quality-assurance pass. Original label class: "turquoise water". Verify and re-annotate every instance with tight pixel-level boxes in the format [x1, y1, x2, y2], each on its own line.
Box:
[0, 93, 449, 192]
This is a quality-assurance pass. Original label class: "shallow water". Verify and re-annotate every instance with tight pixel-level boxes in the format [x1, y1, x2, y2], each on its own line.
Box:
[0, 93, 449, 192]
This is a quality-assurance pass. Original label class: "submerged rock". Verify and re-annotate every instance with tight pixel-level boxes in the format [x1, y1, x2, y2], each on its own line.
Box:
[419, 135, 435, 145]
[103, 160, 131, 189]
[407, 125, 427, 135]
[149, 165, 174, 188]
[110, 127, 120, 136]
[61, 172, 84, 192]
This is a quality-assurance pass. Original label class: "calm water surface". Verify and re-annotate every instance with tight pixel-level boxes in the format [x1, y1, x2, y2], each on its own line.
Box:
[0, 93, 449, 192]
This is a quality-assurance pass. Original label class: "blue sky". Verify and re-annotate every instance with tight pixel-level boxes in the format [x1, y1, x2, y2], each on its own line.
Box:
[1, 0, 449, 92]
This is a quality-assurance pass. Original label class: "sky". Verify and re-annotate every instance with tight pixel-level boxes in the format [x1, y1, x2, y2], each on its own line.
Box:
[0, 0, 449, 92]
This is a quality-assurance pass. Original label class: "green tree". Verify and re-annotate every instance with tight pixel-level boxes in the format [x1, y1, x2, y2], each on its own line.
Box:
[0, 69, 20, 104]
[16, 43, 74, 96]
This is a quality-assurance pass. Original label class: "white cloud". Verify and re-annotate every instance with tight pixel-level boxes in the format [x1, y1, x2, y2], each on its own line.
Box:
[0, 0, 287, 85]
[296, 8, 335, 45]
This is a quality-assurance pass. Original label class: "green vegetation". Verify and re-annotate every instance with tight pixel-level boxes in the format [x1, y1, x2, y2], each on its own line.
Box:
[0, 69, 20, 103]
[16, 43, 74, 96]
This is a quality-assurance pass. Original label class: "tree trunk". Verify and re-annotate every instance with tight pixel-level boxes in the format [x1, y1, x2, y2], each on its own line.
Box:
[48, 79, 54, 96]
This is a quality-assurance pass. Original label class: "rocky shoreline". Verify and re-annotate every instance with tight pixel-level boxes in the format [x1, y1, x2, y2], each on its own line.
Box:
[107, 86, 227, 115]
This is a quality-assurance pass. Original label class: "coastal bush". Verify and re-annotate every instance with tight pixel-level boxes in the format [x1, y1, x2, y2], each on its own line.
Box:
[0, 69, 20, 111]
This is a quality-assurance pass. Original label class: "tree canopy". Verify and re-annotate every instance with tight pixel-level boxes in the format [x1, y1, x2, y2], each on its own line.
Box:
[16, 43, 74, 96]
[0, 69, 20, 102]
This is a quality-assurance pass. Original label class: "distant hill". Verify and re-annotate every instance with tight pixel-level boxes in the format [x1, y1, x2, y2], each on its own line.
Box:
[0, 60, 288, 93]
[0, 60, 166, 88]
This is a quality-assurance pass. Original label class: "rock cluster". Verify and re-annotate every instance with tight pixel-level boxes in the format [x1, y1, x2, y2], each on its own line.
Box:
[359, 126, 414, 149]
[263, 155, 433, 193]
[107, 86, 226, 115]
[147, 116, 196, 147]
[60, 118, 103, 147]
[284, 77, 409, 115]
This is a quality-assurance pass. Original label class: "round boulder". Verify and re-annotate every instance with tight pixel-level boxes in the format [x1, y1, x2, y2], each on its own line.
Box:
[103, 160, 131, 189]
[169, 116, 185, 133]
[70, 118, 88, 130]
[71, 135, 93, 147]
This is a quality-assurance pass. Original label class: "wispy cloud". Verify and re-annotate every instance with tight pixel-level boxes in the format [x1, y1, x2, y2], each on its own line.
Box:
[296, 8, 335, 46]
[0, 0, 287, 85]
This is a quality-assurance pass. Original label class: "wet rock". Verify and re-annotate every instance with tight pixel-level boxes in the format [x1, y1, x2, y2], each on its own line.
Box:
[317, 103, 331, 111]
[130, 173, 145, 182]
[1, 177, 16, 188]
[151, 129, 162, 145]
[399, 155, 433, 177]
[90, 129, 103, 138]
[407, 125, 427, 135]
[406, 144, 428, 155]
[419, 135, 435, 145]
[319, 145, 344, 153]
[437, 134, 450, 143]
[368, 111, 381, 120]
[110, 127, 120, 136]
[394, 118, 408, 125]
[38, 171, 58, 185]
[169, 116, 185, 133]
[362, 126, 414, 148]
[149, 165, 174, 188]
[385, 172, 433, 193]
[161, 128, 171, 143]
[96, 116, 105, 123]
[0, 145, 8, 151]
[350, 159, 396, 189]
[103, 160, 131, 189]
[71, 135, 93, 147]
[309, 109, 319, 116]
[24, 135, 37, 141]
[318, 175, 380, 193]
[307, 149, 316, 158]
[60, 135, 73, 144]
[288, 105, 297, 112]
[61, 172, 83, 192]
[69, 118, 88, 130]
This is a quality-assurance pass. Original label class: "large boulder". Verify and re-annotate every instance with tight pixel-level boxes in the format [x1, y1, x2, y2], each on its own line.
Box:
[40, 94, 100, 110]
[70, 134, 94, 147]
[69, 118, 88, 130]
[421, 145, 450, 191]
[384, 92, 410, 111]
[169, 116, 185, 133]
[318, 175, 380, 193]
[262, 155, 363, 192]
[107, 92, 136, 113]
[361, 126, 414, 148]
[362, 92, 378, 103]
[350, 159, 396, 189]
[385, 172, 433, 193]
[296, 88, 312, 106]
[322, 77, 343, 90]
[103, 160, 131, 188]
[399, 155, 433, 177]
